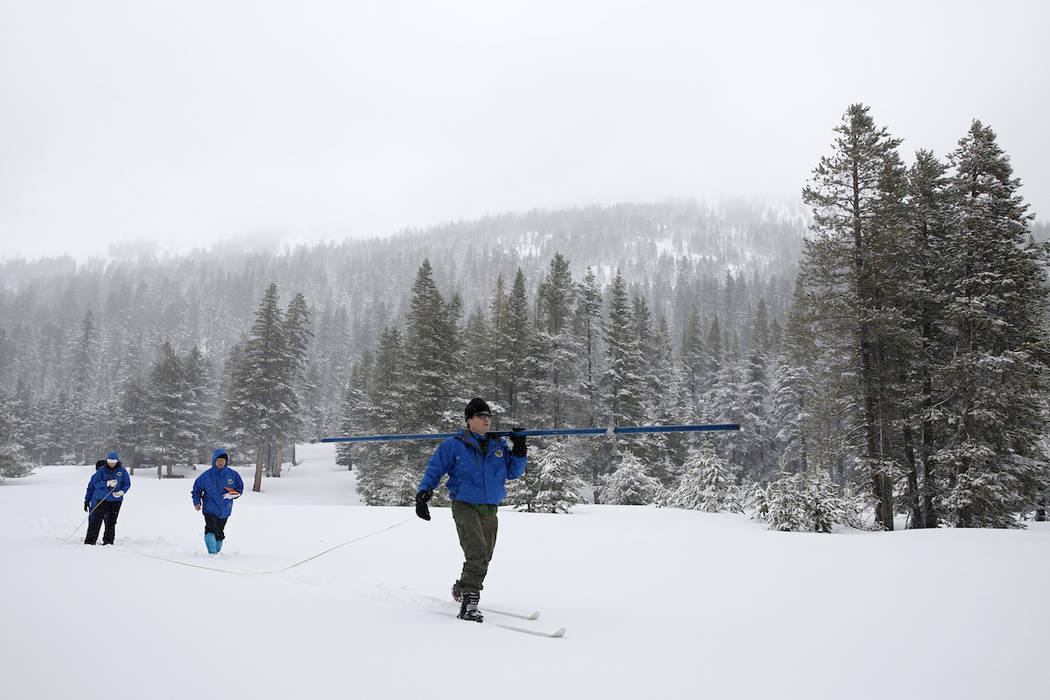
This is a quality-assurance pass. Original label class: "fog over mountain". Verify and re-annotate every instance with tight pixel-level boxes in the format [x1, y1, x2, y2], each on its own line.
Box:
[2, 1, 1046, 261]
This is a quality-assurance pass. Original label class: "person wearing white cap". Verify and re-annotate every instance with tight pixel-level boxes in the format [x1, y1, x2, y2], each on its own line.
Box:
[83, 451, 131, 545]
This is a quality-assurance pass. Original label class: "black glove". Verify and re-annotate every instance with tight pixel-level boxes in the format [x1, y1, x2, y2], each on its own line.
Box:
[415, 489, 433, 521]
[84, 501, 89, 512]
[510, 429, 527, 458]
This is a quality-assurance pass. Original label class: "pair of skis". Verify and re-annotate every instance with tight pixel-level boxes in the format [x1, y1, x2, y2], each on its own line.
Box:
[426, 595, 566, 638]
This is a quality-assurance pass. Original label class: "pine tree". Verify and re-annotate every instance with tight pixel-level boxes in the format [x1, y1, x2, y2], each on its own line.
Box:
[69, 311, 100, 462]
[0, 391, 33, 479]
[702, 316, 723, 414]
[220, 283, 311, 491]
[707, 349, 748, 476]
[182, 346, 216, 465]
[534, 254, 583, 427]
[801, 103, 910, 529]
[404, 260, 460, 432]
[573, 266, 606, 487]
[503, 453, 540, 511]
[9, 379, 34, 464]
[739, 342, 773, 481]
[272, 292, 312, 473]
[488, 276, 511, 406]
[770, 278, 816, 476]
[573, 266, 604, 426]
[354, 327, 413, 505]
[645, 315, 679, 483]
[531, 438, 586, 513]
[902, 149, 953, 527]
[145, 342, 198, 473]
[600, 272, 644, 427]
[336, 353, 372, 470]
[764, 473, 809, 532]
[933, 121, 1050, 527]
[668, 440, 739, 512]
[679, 307, 706, 418]
[762, 470, 855, 533]
[598, 450, 662, 505]
[113, 377, 152, 471]
[461, 308, 495, 399]
[499, 269, 531, 423]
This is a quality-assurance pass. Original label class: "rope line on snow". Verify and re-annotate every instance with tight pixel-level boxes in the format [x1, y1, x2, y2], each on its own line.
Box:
[111, 517, 413, 576]
[62, 486, 117, 542]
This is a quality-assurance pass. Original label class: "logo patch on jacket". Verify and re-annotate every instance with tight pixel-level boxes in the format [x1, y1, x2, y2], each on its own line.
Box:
[494, 450, 503, 457]
[227, 478, 233, 485]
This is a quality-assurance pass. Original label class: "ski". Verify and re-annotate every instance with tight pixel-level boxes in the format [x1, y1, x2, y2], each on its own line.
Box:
[485, 606, 540, 621]
[430, 610, 566, 638]
[491, 621, 566, 638]
[420, 594, 540, 620]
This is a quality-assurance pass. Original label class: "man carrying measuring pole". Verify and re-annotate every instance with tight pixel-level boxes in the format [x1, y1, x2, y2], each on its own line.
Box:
[415, 398, 527, 623]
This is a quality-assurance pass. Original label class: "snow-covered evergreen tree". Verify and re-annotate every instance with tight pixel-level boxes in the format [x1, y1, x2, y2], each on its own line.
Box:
[572, 266, 606, 486]
[221, 283, 311, 490]
[770, 278, 815, 476]
[901, 149, 953, 528]
[739, 343, 773, 481]
[146, 342, 199, 471]
[678, 307, 706, 419]
[933, 121, 1050, 527]
[461, 308, 495, 400]
[404, 260, 461, 432]
[112, 377, 152, 470]
[534, 254, 583, 428]
[801, 103, 912, 529]
[600, 271, 643, 428]
[335, 353, 372, 470]
[354, 327, 412, 505]
[182, 346, 216, 465]
[598, 450, 662, 505]
[573, 266, 604, 424]
[530, 438, 586, 513]
[500, 269, 532, 424]
[668, 440, 740, 513]
[762, 470, 853, 533]
[0, 391, 33, 479]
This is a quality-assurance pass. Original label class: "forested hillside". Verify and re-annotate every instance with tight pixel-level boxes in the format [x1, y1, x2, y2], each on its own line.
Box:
[0, 199, 802, 468]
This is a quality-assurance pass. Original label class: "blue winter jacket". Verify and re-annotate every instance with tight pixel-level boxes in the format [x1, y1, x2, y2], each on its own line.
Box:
[191, 449, 244, 518]
[418, 430, 527, 505]
[84, 463, 131, 507]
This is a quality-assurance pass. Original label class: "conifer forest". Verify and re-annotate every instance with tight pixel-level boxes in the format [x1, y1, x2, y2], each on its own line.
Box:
[2, 104, 1048, 531]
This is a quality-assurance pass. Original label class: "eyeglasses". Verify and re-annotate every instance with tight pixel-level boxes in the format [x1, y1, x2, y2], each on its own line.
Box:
[473, 413, 493, 420]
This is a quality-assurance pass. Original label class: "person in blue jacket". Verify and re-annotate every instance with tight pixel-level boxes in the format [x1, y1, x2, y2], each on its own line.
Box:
[415, 397, 527, 622]
[83, 451, 131, 545]
[191, 448, 244, 555]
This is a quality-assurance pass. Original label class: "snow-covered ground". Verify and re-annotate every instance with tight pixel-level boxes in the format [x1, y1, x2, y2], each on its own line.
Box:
[3, 443, 1048, 699]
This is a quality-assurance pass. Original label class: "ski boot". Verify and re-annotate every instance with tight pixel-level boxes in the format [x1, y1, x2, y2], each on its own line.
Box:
[457, 591, 483, 623]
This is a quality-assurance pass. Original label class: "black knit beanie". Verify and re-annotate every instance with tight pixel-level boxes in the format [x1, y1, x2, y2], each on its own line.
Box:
[464, 397, 491, 421]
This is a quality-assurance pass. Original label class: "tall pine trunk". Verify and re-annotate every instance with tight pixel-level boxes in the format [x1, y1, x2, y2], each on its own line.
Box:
[253, 445, 264, 492]
[902, 422, 920, 527]
[853, 175, 894, 530]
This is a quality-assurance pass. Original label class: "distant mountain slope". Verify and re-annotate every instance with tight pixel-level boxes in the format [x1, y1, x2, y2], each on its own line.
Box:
[0, 199, 805, 434]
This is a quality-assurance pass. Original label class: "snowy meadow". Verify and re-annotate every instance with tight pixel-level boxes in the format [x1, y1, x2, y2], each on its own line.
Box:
[3, 443, 1048, 700]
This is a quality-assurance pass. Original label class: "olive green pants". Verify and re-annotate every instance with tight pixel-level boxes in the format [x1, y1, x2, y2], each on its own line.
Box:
[451, 499, 499, 594]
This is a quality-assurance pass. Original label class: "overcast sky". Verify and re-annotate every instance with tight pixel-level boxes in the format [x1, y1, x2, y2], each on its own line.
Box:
[1, 0, 1047, 260]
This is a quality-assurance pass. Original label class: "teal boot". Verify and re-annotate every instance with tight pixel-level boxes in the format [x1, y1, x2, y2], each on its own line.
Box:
[215, 538, 223, 553]
[205, 533, 218, 554]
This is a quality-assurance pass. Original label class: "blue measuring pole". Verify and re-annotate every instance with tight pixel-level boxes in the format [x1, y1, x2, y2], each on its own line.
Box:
[321, 423, 740, 443]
